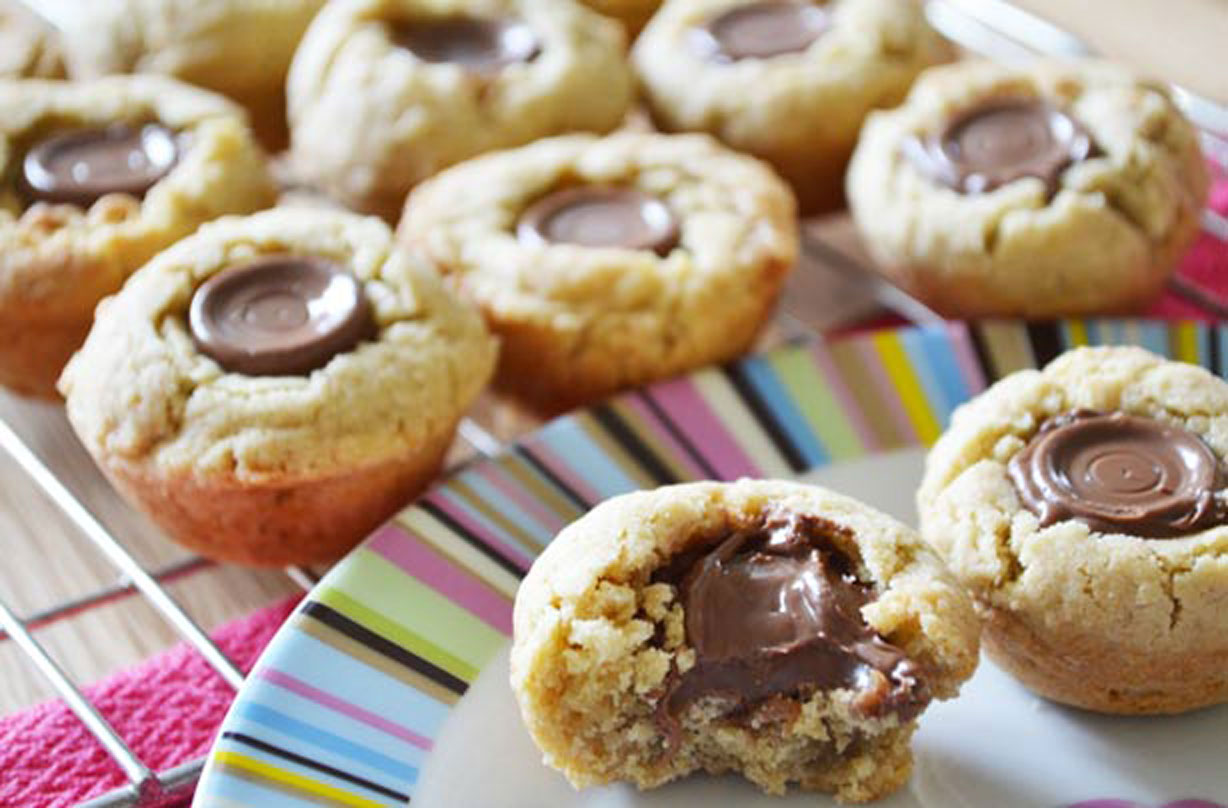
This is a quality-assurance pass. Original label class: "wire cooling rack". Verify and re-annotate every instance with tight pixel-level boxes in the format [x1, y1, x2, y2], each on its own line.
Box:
[1, 2, 1227, 807]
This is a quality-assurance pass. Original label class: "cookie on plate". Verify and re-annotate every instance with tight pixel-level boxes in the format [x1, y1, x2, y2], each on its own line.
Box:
[0, 0, 63, 79]
[847, 60, 1209, 317]
[60, 209, 497, 566]
[918, 346, 1228, 714]
[0, 76, 275, 398]
[399, 131, 797, 413]
[633, 0, 951, 213]
[288, 0, 634, 222]
[512, 479, 980, 802]
[57, 0, 326, 149]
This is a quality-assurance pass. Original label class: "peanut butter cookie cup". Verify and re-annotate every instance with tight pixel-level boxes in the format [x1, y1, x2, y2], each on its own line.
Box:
[847, 60, 1209, 317]
[919, 346, 1228, 713]
[633, 0, 951, 213]
[399, 131, 797, 412]
[58, 0, 326, 149]
[287, 0, 634, 221]
[512, 480, 979, 802]
[60, 209, 497, 566]
[0, 76, 274, 398]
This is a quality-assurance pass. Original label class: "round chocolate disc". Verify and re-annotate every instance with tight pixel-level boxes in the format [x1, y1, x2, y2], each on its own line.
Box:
[694, 1, 830, 62]
[189, 255, 376, 377]
[21, 123, 180, 207]
[517, 187, 680, 255]
[390, 17, 540, 73]
[1008, 410, 1228, 537]
[905, 98, 1095, 195]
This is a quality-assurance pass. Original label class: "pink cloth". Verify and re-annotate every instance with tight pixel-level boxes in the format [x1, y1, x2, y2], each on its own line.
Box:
[0, 595, 301, 808]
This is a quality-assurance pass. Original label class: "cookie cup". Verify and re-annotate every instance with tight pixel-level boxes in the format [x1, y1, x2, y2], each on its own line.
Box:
[399, 132, 797, 413]
[288, 0, 634, 221]
[512, 479, 979, 802]
[633, 0, 951, 213]
[60, 209, 497, 566]
[847, 60, 1209, 317]
[918, 346, 1228, 713]
[0, 76, 275, 397]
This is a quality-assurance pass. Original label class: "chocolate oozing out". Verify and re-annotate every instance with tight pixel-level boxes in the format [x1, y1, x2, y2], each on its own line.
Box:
[904, 98, 1096, 196]
[653, 511, 928, 732]
[390, 17, 540, 73]
[517, 187, 681, 256]
[1008, 410, 1228, 537]
[20, 123, 180, 207]
[189, 254, 377, 377]
[693, 1, 830, 62]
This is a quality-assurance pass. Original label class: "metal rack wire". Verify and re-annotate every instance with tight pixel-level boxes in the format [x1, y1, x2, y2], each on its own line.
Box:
[1, 2, 1226, 807]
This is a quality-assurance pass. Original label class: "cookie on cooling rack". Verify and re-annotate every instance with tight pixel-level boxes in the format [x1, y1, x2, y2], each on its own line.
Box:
[918, 345, 1228, 714]
[0, 76, 274, 398]
[847, 59, 1209, 317]
[57, 0, 326, 149]
[287, 0, 634, 221]
[512, 479, 980, 802]
[0, 0, 63, 79]
[398, 131, 798, 413]
[633, 0, 951, 213]
[60, 209, 497, 566]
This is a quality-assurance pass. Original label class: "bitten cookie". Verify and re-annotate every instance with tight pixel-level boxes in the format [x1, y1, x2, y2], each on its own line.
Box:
[512, 480, 979, 802]
[633, 0, 950, 213]
[59, 209, 497, 566]
[57, 0, 325, 150]
[288, 0, 634, 221]
[399, 132, 797, 413]
[918, 346, 1228, 714]
[0, 76, 275, 398]
[0, 0, 63, 79]
[847, 60, 1209, 317]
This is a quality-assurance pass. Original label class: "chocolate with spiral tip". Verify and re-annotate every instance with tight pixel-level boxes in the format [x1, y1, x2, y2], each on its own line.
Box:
[1008, 410, 1228, 537]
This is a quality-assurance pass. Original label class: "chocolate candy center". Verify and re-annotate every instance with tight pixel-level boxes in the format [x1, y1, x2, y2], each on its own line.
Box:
[1008, 410, 1228, 537]
[906, 98, 1095, 196]
[391, 17, 540, 73]
[189, 255, 376, 377]
[694, 1, 830, 61]
[655, 511, 926, 726]
[21, 123, 180, 207]
[517, 187, 680, 256]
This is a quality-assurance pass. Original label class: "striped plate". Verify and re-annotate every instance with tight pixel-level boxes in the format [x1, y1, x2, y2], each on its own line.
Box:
[194, 319, 1228, 808]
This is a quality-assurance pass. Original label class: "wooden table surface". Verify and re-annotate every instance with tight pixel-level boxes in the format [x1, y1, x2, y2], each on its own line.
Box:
[1, 0, 1225, 723]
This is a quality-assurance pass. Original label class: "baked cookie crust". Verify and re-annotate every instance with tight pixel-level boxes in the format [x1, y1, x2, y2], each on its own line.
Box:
[287, 0, 634, 221]
[633, 0, 951, 213]
[847, 60, 1209, 317]
[60, 209, 497, 565]
[918, 346, 1228, 713]
[0, 76, 275, 397]
[398, 132, 798, 413]
[512, 479, 979, 802]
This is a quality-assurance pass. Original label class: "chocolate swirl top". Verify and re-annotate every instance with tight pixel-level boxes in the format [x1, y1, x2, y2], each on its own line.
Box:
[517, 187, 680, 256]
[1008, 410, 1228, 538]
[654, 511, 927, 726]
[189, 255, 376, 377]
[21, 123, 180, 207]
[905, 98, 1096, 196]
[390, 17, 540, 73]
[693, 1, 830, 62]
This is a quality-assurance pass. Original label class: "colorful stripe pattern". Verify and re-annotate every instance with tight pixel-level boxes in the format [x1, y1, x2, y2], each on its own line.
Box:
[196, 319, 1222, 807]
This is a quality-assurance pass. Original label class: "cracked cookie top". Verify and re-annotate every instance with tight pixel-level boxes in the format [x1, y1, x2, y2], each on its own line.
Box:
[846, 59, 1209, 317]
[918, 346, 1228, 656]
[59, 208, 497, 481]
